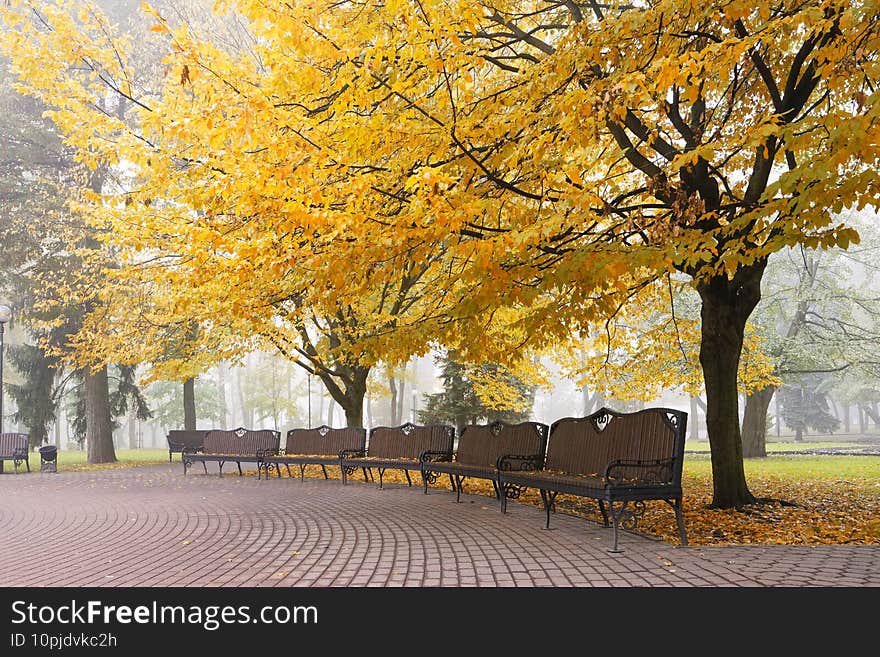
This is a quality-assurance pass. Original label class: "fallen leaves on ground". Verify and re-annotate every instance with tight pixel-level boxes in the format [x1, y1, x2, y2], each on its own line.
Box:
[264, 465, 879, 546]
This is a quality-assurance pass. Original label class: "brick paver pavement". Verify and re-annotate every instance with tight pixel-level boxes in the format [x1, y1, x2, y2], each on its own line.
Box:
[0, 464, 877, 587]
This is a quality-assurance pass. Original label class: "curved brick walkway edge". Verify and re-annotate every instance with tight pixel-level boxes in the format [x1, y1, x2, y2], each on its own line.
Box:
[0, 464, 876, 587]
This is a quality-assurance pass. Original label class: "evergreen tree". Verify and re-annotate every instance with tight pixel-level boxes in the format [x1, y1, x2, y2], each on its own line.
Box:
[418, 353, 535, 433]
[779, 377, 840, 441]
[5, 343, 59, 447]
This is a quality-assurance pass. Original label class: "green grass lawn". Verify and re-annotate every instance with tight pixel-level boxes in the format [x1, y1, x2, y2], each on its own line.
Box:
[685, 440, 879, 452]
[683, 452, 880, 481]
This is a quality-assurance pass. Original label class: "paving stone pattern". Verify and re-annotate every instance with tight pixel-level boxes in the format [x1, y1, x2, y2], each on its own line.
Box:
[0, 464, 877, 587]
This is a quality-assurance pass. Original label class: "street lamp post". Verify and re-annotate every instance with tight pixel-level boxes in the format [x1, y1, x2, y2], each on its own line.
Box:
[0, 304, 12, 435]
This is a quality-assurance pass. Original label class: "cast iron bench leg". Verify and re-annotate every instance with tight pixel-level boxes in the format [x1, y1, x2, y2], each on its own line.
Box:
[404, 470, 412, 487]
[449, 474, 456, 491]
[455, 475, 464, 503]
[169, 450, 173, 463]
[299, 464, 306, 482]
[236, 461, 243, 476]
[597, 500, 610, 527]
[608, 500, 625, 553]
[202, 461, 208, 475]
[540, 490, 558, 529]
[673, 497, 688, 546]
[491, 480, 500, 500]
[377, 468, 385, 489]
[321, 465, 328, 480]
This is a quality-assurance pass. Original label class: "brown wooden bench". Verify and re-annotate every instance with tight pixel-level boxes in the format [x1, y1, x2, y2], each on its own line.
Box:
[182, 427, 280, 476]
[0, 432, 30, 474]
[420, 420, 549, 502]
[258, 425, 367, 481]
[166, 429, 210, 463]
[340, 422, 455, 488]
[497, 407, 688, 552]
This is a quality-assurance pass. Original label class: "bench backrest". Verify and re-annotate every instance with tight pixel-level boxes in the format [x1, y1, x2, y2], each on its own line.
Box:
[546, 407, 687, 483]
[167, 430, 210, 450]
[203, 427, 281, 455]
[366, 423, 455, 460]
[285, 426, 366, 456]
[0, 432, 29, 456]
[456, 421, 549, 468]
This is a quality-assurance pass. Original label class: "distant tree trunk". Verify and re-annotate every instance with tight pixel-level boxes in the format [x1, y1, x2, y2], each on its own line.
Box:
[843, 404, 850, 434]
[775, 393, 782, 437]
[366, 391, 373, 428]
[867, 403, 880, 428]
[396, 365, 406, 425]
[795, 427, 804, 441]
[582, 389, 604, 415]
[216, 364, 228, 430]
[697, 263, 764, 508]
[327, 398, 335, 426]
[128, 412, 138, 449]
[741, 387, 774, 458]
[858, 406, 866, 434]
[84, 365, 116, 464]
[689, 396, 700, 441]
[389, 375, 399, 425]
[235, 367, 247, 427]
[183, 377, 196, 430]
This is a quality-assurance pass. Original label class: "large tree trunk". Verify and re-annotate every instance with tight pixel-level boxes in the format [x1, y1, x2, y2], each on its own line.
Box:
[318, 366, 368, 429]
[84, 365, 116, 464]
[697, 263, 765, 508]
[183, 377, 196, 430]
[343, 390, 364, 428]
[741, 386, 775, 458]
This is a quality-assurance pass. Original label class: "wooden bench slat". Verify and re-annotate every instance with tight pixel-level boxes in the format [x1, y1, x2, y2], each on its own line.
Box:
[497, 407, 688, 552]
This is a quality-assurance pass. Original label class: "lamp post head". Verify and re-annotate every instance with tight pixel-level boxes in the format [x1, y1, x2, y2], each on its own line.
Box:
[0, 304, 11, 325]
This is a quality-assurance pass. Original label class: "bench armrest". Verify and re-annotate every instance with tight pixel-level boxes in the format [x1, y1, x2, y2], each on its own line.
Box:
[604, 458, 676, 484]
[339, 448, 366, 460]
[497, 453, 544, 472]
[420, 450, 452, 465]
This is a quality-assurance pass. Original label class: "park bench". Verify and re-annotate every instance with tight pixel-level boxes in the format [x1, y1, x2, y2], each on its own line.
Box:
[420, 420, 549, 502]
[182, 427, 280, 476]
[166, 429, 210, 463]
[340, 422, 455, 489]
[497, 407, 688, 552]
[258, 425, 367, 481]
[0, 433, 30, 474]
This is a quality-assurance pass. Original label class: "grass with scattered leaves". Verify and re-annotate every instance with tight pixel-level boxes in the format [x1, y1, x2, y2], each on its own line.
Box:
[18, 448, 168, 472]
